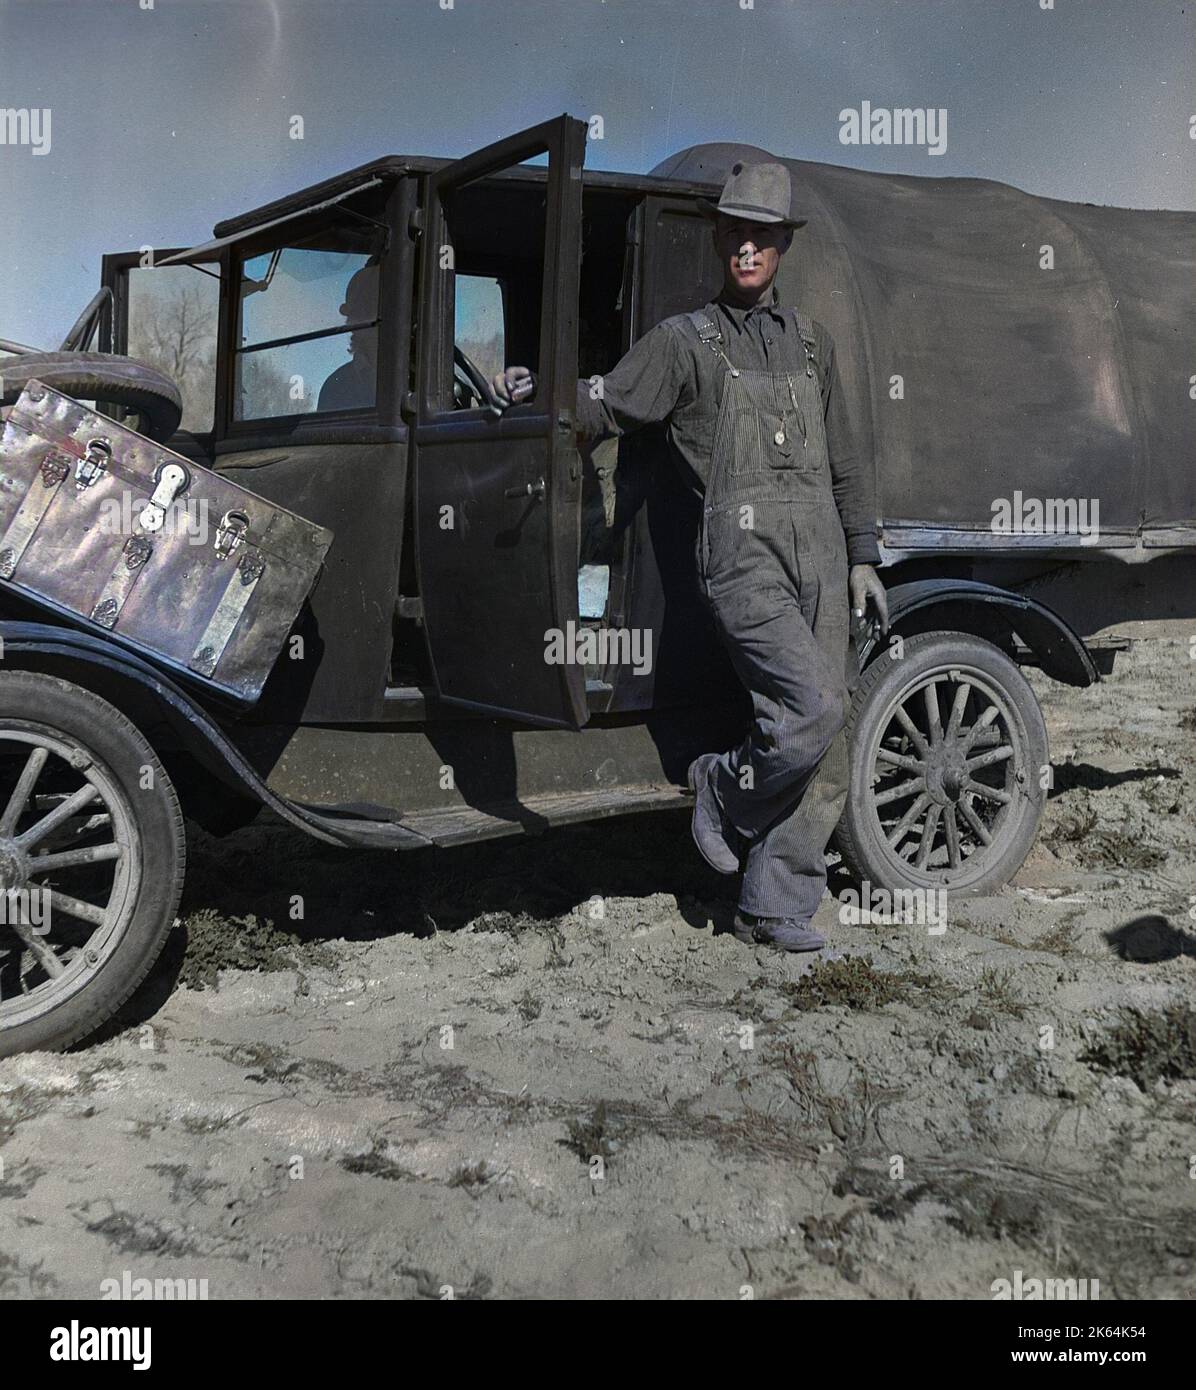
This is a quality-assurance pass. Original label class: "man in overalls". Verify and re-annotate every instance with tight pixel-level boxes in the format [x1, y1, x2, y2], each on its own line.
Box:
[495, 161, 888, 952]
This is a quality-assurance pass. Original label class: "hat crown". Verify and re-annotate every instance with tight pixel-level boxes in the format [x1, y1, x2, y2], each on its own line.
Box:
[695, 159, 807, 229]
[715, 160, 794, 224]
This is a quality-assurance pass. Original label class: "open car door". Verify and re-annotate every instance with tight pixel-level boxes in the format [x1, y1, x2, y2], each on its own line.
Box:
[412, 114, 589, 728]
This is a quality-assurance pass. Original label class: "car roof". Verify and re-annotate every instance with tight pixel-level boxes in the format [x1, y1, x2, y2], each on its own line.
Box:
[212, 154, 719, 239]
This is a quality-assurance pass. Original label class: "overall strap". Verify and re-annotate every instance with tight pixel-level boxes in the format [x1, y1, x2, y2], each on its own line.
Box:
[687, 308, 740, 378]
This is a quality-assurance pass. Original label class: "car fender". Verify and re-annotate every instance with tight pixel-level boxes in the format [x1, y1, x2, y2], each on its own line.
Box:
[859, 579, 1099, 688]
[0, 621, 428, 845]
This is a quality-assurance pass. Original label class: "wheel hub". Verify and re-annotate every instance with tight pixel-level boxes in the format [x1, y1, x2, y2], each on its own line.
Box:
[925, 745, 968, 807]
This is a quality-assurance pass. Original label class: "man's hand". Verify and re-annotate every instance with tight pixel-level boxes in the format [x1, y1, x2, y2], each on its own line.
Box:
[491, 365, 535, 408]
[849, 563, 889, 633]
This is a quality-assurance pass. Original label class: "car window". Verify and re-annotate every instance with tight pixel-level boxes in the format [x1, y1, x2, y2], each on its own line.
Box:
[454, 275, 505, 386]
[234, 227, 383, 421]
[125, 264, 219, 433]
[433, 179, 545, 413]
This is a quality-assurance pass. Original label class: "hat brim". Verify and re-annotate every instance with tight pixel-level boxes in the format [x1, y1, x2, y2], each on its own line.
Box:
[696, 197, 807, 229]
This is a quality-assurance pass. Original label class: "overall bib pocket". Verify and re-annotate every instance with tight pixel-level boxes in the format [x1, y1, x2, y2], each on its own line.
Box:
[761, 410, 797, 466]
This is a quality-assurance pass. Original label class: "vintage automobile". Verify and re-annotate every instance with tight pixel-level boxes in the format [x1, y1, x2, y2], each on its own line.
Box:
[0, 114, 1192, 1054]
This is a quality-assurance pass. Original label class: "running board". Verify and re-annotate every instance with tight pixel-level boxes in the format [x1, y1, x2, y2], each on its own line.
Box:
[290, 783, 689, 851]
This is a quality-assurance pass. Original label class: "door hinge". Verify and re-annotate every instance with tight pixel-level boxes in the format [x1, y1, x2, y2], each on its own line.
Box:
[407, 208, 424, 238]
[396, 595, 423, 623]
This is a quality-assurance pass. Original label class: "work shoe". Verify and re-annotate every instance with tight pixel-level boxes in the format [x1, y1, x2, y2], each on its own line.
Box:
[732, 911, 826, 953]
[687, 753, 740, 874]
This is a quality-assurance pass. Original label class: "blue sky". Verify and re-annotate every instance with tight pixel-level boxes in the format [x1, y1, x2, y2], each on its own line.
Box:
[1, 0, 1192, 346]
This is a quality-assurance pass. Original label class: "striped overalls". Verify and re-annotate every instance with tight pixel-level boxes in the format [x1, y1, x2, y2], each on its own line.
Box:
[690, 308, 853, 921]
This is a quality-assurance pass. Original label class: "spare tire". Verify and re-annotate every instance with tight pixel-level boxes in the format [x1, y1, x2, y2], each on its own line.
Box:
[0, 352, 182, 442]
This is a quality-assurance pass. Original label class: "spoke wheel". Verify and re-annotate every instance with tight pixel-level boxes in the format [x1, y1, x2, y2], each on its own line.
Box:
[0, 673, 185, 1055]
[834, 632, 1049, 898]
[0, 729, 138, 1028]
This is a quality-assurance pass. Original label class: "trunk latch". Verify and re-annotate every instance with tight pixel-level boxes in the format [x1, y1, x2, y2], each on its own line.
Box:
[214, 508, 250, 559]
[75, 437, 111, 490]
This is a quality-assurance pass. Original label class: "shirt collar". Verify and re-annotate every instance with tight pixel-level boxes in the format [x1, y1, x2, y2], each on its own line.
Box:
[713, 286, 785, 333]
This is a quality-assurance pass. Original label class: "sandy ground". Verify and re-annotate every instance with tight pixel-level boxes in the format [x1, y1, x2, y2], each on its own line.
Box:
[1, 636, 1194, 1301]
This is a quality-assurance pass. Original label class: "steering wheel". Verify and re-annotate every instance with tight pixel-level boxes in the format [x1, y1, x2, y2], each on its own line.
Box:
[453, 345, 503, 415]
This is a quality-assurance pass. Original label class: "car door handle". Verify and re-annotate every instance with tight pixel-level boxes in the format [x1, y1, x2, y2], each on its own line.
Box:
[505, 478, 546, 500]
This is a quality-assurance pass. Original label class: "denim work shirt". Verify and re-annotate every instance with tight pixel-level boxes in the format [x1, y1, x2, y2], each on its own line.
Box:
[574, 288, 881, 567]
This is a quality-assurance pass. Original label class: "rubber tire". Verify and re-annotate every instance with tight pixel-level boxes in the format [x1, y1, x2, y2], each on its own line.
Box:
[0, 352, 182, 442]
[0, 672, 186, 1056]
[833, 630, 1049, 898]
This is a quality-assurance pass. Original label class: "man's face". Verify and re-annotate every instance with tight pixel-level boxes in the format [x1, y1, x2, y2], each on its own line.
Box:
[713, 216, 792, 298]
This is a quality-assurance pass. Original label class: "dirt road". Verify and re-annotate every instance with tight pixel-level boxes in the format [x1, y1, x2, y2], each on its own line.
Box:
[1, 637, 1194, 1300]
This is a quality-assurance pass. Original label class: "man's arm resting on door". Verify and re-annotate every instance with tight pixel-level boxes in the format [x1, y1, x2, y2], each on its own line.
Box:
[492, 321, 693, 444]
